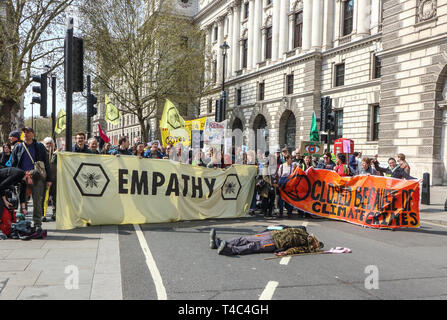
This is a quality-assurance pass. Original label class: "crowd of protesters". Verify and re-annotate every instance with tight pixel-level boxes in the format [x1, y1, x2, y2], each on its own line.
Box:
[0, 128, 419, 238]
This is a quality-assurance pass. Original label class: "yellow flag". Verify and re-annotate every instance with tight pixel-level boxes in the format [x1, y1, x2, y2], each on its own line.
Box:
[160, 99, 189, 147]
[54, 109, 66, 134]
[105, 95, 121, 125]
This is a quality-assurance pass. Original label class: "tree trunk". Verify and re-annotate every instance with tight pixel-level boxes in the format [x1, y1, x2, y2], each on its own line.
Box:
[0, 99, 17, 144]
[139, 118, 148, 144]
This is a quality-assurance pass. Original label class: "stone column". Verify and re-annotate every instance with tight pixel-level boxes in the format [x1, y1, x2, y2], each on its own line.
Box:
[311, 0, 323, 50]
[288, 13, 294, 51]
[232, 0, 241, 74]
[278, 0, 290, 58]
[322, 0, 334, 50]
[205, 26, 212, 83]
[252, 0, 262, 66]
[357, 0, 371, 37]
[227, 8, 234, 78]
[302, 0, 313, 51]
[272, 0, 280, 60]
[261, 27, 267, 61]
[217, 16, 225, 82]
[247, 0, 255, 70]
[334, 0, 342, 43]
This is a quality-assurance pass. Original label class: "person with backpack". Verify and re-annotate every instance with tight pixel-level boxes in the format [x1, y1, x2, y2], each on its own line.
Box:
[334, 154, 350, 177]
[275, 155, 297, 218]
[10, 127, 51, 235]
[0, 167, 26, 239]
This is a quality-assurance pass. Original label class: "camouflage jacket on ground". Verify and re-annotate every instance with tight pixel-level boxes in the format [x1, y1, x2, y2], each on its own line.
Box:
[270, 228, 322, 255]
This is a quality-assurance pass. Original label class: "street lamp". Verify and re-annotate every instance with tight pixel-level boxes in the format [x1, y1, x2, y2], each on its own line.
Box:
[220, 41, 230, 121]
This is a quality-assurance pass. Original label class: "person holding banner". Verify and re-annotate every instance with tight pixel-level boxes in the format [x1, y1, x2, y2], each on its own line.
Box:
[276, 155, 297, 218]
[256, 157, 276, 218]
[334, 154, 350, 177]
[316, 152, 336, 170]
[133, 143, 146, 159]
[358, 157, 377, 176]
[87, 138, 100, 155]
[373, 157, 416, 180]
[109, 137, 133, 156]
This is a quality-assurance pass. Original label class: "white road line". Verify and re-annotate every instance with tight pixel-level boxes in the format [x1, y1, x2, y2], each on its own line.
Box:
[133, 224, 168, 300]
[422, 221, 447, 229]
[302, 221, 309, 227]
[259, 281, 279, 300]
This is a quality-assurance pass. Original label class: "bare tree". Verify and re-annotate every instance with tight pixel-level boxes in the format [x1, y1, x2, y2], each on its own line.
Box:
[0, 0, 75, 142]
[79, 0, 211, 143]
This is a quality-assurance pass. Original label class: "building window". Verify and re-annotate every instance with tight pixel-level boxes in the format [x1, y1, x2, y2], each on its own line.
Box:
[242, 39, 248, 68]
[371, 104, 380, 141]
[343, 0, 354, 36]
[265, 27, 272, 60]
[335, 110, 344, 139]
[294, 11, 303, 48]
[244, 2, 249, 20]
[335, 63, 345, 87]
[373, 55, 382, 79]
[286, 74, 294, 95]
[236, 88, 242, 106]
[259, 82, 265, 101]
[214, 26, 218, 41]
[207, 99, 213, 114]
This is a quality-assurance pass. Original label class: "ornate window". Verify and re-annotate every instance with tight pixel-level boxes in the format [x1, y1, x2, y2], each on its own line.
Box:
[294, 11, 303, 48]
[343, 0, 354, 36]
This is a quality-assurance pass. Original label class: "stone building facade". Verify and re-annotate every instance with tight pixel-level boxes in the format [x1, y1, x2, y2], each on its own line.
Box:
[93, 0, 447, 185]
[196, 0, 447, 185]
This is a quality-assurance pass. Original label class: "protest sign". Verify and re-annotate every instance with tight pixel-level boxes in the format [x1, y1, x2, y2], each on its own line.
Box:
[56, 153, 257, 230]
[281, 167, 420, 229]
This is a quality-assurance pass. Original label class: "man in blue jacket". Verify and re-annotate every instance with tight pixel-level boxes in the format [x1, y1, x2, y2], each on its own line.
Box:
[10, 127, 51, 232]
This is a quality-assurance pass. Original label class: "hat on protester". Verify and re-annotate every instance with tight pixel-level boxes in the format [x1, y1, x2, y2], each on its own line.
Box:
[9, 131, 21, 139]
[21, 126, 34, 133]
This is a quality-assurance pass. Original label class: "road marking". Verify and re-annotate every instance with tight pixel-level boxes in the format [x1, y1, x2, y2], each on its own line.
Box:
[422, 221, 447, 229]
[133, 224, 168, 300]
[302, 221, 309, 227]
[259, 281, 279, 300]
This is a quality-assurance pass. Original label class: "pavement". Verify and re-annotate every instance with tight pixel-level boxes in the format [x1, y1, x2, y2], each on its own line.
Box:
[0, 186, 445, 300]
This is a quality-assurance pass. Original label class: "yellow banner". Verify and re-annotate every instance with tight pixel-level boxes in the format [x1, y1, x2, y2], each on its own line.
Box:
[160, 99, 189, 147]
[56, 153, 257, 230]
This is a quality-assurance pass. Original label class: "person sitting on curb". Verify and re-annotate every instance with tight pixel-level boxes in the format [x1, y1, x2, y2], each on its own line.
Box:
[209, 227, 323, 257]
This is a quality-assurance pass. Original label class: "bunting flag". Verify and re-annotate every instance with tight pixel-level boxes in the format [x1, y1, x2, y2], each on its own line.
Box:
[159, 99, 189, 147]
[105, 95, 121, 125]
[309, 111, 320, 142]
[97, 124, 110, 143]
[54, 109, 66, 134]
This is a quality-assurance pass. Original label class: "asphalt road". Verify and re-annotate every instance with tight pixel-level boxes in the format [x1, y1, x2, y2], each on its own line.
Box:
[118, 215, 447, 300]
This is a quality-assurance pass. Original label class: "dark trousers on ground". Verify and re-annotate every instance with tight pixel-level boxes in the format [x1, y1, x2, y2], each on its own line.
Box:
[278, 194, 293, 216]
[220, 232, 277, 255]
[261, 192, 275, 216]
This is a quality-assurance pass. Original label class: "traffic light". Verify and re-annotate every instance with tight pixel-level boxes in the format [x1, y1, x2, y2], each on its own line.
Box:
[320, 97, 328, 132]
[215, 99, 222, 122]
[328, 111, 336, 133]
[65, 37, 84, 92]
[73, 37, 84, 92]
[32, 73, 48, 117]
[87, 93, 98, 118]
